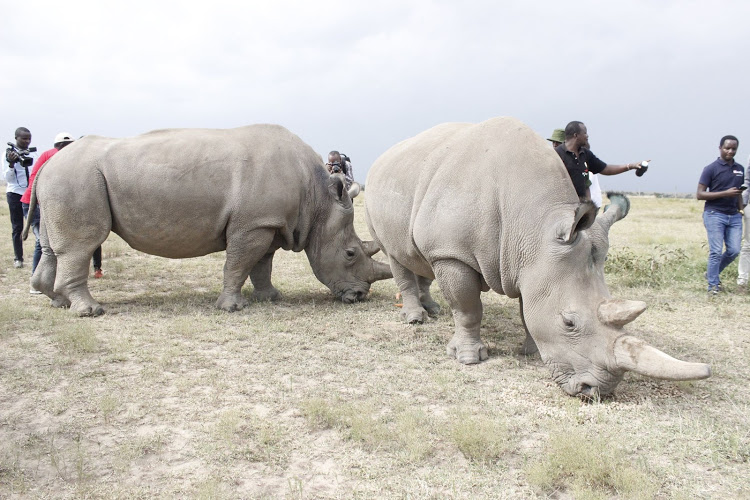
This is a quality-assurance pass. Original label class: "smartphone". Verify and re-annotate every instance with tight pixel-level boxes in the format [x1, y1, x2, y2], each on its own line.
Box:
[739, 185, 747, 191]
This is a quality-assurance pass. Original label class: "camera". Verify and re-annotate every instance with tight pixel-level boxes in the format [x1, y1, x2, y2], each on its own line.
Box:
[331, 163, 342, 174]
[6, 142, 37, 168]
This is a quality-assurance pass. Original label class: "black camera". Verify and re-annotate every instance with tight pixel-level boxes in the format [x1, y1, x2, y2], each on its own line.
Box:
[6, 142, 37, 168]
[331, 163, 342, 174]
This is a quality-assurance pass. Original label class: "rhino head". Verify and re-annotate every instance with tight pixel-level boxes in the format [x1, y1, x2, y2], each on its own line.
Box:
[520, 193, 710, 398]
[306, 174, 392, 303]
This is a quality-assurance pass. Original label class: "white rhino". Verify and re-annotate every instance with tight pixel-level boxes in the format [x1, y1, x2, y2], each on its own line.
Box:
[365, 117, 710, 397]
[24, 124, 391, 316]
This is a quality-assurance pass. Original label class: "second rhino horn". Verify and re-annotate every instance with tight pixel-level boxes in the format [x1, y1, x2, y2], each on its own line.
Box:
[598, 299, 647, 327]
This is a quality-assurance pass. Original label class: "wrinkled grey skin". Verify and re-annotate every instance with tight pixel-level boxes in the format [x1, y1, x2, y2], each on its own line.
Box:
[365, 117, 710, 398]
[24, 124, 391, 316]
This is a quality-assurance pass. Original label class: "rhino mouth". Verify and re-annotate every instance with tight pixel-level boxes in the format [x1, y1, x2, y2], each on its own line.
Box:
[340, 289, 368, 304]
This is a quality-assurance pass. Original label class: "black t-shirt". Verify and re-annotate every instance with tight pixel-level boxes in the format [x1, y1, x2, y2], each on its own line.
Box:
[555, 144, 607, 197]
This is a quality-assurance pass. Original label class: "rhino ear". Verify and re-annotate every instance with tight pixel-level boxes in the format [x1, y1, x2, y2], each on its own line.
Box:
[328, 174, 352, 207]
[348, 182, 361, 199]
[555, 201, 597, 243]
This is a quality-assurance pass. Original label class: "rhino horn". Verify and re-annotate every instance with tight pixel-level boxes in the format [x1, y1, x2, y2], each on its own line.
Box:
[370, 260, 393, 282]
[598, 192, 631, 234]
[361, 239, 381, 257]
[612, 335, 711, 381]
[598, 299, 647, 327]
[348, 182, 361, 199]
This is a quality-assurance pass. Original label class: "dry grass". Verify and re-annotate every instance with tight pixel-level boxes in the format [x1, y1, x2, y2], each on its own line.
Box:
[0, 195, 748, 498]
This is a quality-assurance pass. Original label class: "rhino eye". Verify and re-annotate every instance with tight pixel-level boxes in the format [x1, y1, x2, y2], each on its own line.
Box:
[345, 248, 356, 259]
[561, 312, 578, 331]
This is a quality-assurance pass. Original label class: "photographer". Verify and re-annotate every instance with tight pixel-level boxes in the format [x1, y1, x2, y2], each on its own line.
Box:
[326, 150, 354, 190]
[4, 127, 36, 268]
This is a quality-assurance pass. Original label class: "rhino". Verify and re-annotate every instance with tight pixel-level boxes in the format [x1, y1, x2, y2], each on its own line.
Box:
[23, 124, 392, 316]
[364, 117, 710, 397]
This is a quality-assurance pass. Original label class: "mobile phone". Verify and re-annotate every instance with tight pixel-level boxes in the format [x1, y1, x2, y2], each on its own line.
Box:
[739, 185, 747, 191]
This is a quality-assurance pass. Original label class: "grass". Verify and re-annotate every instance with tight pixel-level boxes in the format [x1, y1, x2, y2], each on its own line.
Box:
[0, 194, 748, 498]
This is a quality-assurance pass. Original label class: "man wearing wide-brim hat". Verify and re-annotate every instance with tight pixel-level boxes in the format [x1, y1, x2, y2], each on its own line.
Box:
[546, 128, 565, 148]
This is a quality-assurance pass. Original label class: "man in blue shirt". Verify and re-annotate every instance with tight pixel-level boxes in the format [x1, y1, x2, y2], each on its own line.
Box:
[697, 135, 744, 295]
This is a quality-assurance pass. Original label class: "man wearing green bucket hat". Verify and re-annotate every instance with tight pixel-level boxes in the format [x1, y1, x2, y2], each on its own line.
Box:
[546, 129, 565, 148]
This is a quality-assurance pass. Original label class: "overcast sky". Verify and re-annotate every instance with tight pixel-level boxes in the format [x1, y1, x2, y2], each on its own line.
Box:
[2, 0, 747, 194]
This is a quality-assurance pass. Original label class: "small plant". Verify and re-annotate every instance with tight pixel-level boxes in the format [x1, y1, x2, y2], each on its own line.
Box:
[449, 412, 509, 464]
[526, 429, 657, 499]
[605, 245, 693, 287]
[55, 323, 98, 354]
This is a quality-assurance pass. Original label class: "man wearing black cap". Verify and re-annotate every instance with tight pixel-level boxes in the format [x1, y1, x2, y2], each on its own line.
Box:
[555, 121, 647, 202]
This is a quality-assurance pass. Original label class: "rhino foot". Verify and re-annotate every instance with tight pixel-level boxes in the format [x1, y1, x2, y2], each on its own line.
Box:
[421, 300, 441, 318]
[447, 337, 489, 364]
[400, 307, 428, 324]
[250, 288, 283, 302]
[50, 296, 71, 309]
[73, 302, 105, 317]
[216, 293, 249, 312]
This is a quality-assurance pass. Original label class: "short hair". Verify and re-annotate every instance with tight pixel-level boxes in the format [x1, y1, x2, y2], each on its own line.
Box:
[720, 135, 739, 147]
[15, 127, 30, 138]
[328, 150, 340, 157]
[564, 121, 585, 140]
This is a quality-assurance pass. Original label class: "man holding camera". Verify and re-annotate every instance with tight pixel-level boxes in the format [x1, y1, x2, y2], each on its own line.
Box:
[4, 127, 36, 268]
[555, 121, 647, 203]
[326, 151, 355, 190]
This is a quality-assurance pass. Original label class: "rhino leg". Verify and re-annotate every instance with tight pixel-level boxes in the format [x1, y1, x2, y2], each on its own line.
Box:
[433, 260, 488, 364]
[216, 229, 275, 312]
[417, 276, 441, 317]
[54, 250, 104, 317]
[249, 251, 282, 302]
[519, 295, 539, 355]
[390, 257, 428, 324]
[32, 221, 69, 309]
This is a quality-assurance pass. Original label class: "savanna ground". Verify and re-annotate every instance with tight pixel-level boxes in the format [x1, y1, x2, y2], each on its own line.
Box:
[0, 194, 748, 499]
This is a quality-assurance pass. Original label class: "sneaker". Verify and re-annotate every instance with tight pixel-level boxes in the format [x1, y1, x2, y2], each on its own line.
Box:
[29, 286, 42, 295]
[94, 268, 103, 279]
[708, 286, 720, 297]
[13, 259, 23, 268]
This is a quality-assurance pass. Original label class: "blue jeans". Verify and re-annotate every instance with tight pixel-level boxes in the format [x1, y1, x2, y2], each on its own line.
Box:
[703, 210, 742, 288]
[21, 203, 41, 273]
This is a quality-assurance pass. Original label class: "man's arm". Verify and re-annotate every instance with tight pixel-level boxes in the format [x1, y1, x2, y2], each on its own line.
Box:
[600, 163, 643, 176]
[697, 183, 742, 201]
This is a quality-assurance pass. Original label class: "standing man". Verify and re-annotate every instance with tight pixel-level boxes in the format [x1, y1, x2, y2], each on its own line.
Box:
[697, 135, 744, 296]
[21, 132, 75, 281]
[737, 154, 750, 292]
[4, 127, 36, 268]
[555, 121, 647, 202]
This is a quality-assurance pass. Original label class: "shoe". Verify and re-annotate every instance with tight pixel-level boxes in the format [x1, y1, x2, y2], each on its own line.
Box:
[708, 286, 720, 297]
[29, 286, 42, 295]
[13, 259, 23, 268]
[94, 268, 103, 279]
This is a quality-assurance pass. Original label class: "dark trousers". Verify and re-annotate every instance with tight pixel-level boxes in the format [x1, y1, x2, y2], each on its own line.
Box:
[6, 192, 24, 261]
[21, 202, 41, 272]
[93, 246, 102, 270]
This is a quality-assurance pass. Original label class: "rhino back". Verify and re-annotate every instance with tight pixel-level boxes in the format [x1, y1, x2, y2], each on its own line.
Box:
[367, 117, 576, 293]
[39, 125, 324, 258]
